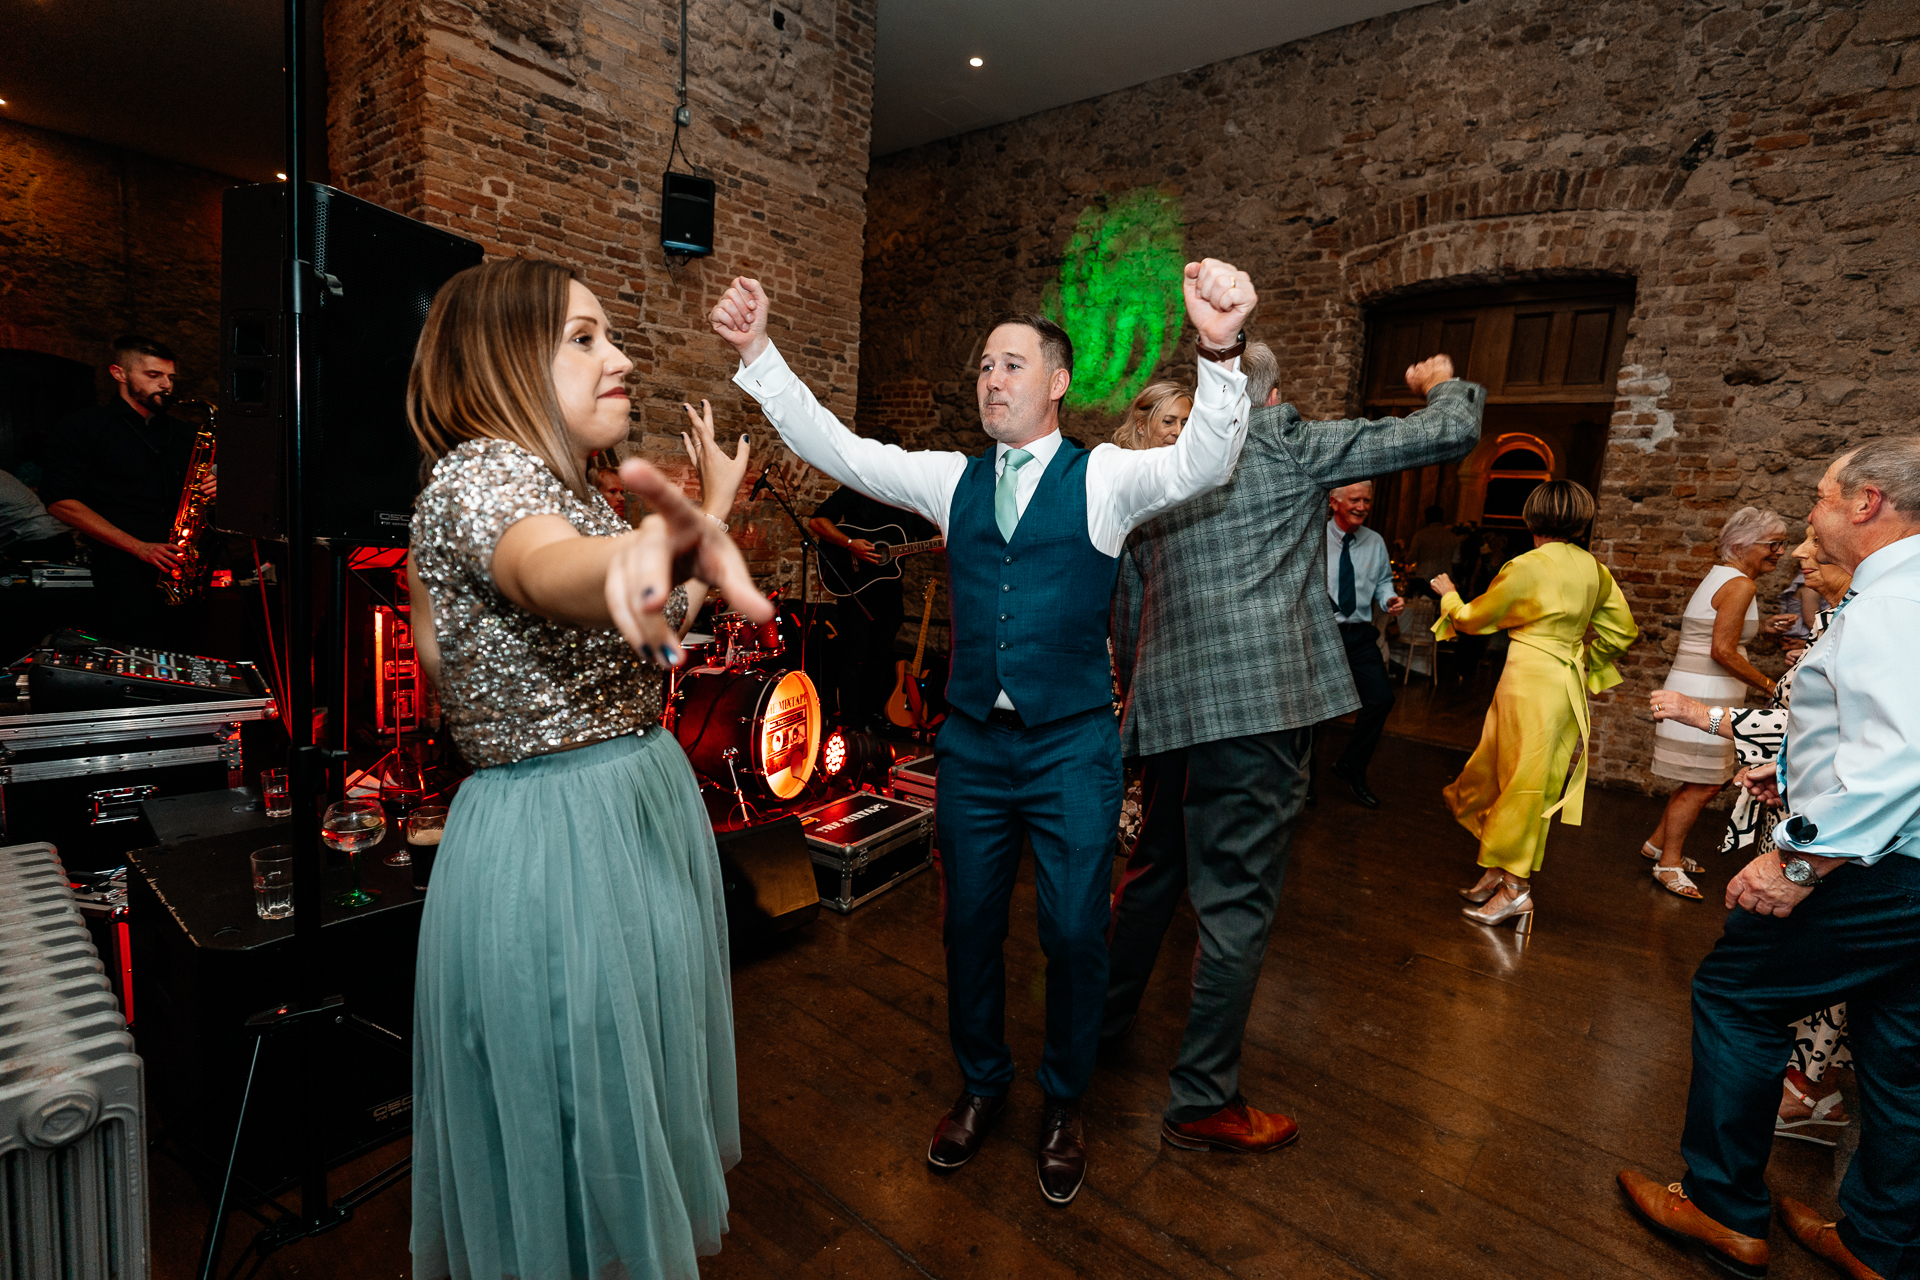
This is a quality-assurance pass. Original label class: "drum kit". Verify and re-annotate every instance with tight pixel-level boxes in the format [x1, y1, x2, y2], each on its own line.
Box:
[667, 599, 823, 817]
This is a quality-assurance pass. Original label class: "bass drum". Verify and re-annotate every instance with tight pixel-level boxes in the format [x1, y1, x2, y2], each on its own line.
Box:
[672, 668, 822, 800]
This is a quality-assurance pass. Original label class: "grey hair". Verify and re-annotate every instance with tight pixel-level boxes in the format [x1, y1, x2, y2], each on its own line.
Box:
[1836, 436, 1920, 516]
[1242, 341, 1280, 409]
[1718, 504, 1787, 561]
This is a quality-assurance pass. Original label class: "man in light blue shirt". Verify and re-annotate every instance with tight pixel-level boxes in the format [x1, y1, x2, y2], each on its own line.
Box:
[1621, 437, 1920, 1280]
[1320, 480, 1402, 807]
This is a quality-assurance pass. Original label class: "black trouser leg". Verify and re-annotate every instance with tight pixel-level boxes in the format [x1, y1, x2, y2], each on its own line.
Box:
[1335, 621, 1394, 780]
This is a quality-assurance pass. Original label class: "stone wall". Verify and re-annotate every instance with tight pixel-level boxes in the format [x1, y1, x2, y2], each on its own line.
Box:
[325, 0, 876, 589]
[0, 117, 232, 407]
[858, 0, 1919, 790]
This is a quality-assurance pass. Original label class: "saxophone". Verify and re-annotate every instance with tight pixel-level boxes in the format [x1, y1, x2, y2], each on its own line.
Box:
[161, 397, 218, 606]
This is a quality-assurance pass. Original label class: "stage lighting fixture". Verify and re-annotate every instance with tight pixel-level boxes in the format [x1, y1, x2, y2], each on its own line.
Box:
[822, 727, 850, 776]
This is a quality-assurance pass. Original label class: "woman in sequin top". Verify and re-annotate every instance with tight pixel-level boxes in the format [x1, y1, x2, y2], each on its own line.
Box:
[403, 258, 769, 1280]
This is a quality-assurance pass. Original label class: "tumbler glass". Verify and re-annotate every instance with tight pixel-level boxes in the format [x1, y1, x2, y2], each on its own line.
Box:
[260, 769, 291, 818]
[251, 846, 295, 920]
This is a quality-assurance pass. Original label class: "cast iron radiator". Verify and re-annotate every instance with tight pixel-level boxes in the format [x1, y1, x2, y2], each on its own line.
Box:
[0, 842, 147, 1279]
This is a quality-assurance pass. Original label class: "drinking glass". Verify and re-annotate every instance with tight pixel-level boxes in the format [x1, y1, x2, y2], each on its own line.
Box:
[260, 769, 291, 818]
[402, 805, 447, 880]
[250, 845, 294, 920]
[321, 798, 386, 907]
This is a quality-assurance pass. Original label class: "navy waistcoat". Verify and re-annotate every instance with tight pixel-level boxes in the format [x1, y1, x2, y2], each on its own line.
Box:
[945, 442, 1120, 727]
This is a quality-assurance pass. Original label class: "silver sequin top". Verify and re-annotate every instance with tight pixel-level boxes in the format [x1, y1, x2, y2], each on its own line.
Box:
[410, 438, 682, 769]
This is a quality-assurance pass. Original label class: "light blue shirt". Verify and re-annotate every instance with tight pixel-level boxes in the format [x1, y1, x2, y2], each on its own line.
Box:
[1325, 519, 1396, 624]
[1775, 534, 1920, 864]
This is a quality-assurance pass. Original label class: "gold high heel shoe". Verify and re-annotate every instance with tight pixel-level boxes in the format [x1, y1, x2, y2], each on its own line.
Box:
[1459, 868, 1503, 904]
[1462, 882, 1534, 935]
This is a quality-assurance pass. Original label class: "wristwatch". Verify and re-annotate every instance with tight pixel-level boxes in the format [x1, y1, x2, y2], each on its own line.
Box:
[1197, 330, 1247, 362]
[1707, 706, 1725, 737]
[1780, 856, 1822, 888]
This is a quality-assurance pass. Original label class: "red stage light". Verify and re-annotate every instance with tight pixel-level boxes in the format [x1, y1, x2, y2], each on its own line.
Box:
[822, 727, 849, 776]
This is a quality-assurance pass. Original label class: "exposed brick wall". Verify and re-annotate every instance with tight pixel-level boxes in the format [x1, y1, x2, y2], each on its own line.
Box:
[858, 0, 1919, 790]
[324, 0, 875, 595]
[0, 117, 230, 408]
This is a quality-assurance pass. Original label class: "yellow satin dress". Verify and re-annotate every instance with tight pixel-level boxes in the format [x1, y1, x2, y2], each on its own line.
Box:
[1433, 540, 1639, 877]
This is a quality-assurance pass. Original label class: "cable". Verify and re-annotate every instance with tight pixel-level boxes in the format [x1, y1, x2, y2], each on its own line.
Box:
[251, 539, 289, 712]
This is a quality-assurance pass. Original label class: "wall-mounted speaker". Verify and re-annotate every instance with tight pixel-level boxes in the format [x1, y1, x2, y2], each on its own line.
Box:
[661, 172, 715, 257]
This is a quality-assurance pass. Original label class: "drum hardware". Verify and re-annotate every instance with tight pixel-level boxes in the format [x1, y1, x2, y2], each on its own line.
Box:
[719, 747, 759, 826]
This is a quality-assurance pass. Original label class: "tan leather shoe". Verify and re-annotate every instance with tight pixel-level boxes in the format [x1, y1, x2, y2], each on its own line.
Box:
[1778, 1197, 1884, 1279]
[1618, 1168, 1769, 1279]
[1163, 1098, 1300, 1153]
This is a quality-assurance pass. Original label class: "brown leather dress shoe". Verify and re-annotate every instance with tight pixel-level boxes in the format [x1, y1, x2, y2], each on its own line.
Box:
[1618, 1168, 1769, 1279]
[1163, 1098, 1300, 1153]
[926, 1091, 1006, 1171]
[1036, 1097, 1086, 1205]
[1778, 1197, 1884, 1279]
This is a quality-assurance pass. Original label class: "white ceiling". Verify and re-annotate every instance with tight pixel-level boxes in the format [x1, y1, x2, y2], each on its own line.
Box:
[870, 0, 1427, 155]
[0, 0, 1426, 179]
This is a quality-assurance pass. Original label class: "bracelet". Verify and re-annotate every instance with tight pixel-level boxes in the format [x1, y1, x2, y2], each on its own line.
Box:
[704, 513, 728, 532]
[1708, 706, 1725, 737]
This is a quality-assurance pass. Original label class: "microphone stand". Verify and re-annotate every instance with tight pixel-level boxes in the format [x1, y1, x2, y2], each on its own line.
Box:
[754, 473, 862, 686]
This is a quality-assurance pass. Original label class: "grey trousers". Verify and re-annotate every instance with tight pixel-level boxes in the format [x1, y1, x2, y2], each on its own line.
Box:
[1103, 727, 1311, 1122]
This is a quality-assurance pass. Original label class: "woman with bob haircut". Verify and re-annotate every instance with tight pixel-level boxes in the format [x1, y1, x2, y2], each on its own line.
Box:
[1430, 479, 1639, 933]
[1641, 503, 1792, 899]
[1111, 379, 1193, 450]
[403, 257, 766, 1279]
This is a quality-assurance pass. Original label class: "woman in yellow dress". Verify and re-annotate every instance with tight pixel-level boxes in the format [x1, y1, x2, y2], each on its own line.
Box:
[1430, 480, 1639, 933]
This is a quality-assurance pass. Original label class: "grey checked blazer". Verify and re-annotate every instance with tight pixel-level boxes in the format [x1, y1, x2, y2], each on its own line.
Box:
[1113, 380, 1485, 758]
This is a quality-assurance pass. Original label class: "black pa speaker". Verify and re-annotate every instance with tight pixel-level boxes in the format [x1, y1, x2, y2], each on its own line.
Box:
[661, 171, 715, 257]
[217, 183, 485, 546]
[713, 815, 818, 946]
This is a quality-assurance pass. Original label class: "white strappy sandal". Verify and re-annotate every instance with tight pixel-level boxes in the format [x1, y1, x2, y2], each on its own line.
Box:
[1642, 841, 1703, 874]
[1651, 864, 1703, 900]
[1776, 1073, 1850, 1146]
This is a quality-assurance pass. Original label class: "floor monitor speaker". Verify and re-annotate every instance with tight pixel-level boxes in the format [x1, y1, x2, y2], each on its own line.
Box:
[216, 183, 485, 546]
[714, 815, 819, 942]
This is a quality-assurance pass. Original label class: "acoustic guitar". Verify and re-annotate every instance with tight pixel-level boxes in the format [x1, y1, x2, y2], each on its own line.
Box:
[885, 580, 942, 731]
[817, 522, 945, 598]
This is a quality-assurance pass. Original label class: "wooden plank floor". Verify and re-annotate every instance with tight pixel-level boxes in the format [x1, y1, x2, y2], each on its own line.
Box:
[151, 730, 1857, 1278]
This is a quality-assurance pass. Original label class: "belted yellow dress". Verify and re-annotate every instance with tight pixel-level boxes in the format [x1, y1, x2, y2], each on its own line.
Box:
[1433, 540, 1639, 877]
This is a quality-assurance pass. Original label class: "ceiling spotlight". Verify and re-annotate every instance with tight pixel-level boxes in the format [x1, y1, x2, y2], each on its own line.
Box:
[968, 56, 983, 67]
[276, 172, 287, 180]
[0, 98, 9, 106]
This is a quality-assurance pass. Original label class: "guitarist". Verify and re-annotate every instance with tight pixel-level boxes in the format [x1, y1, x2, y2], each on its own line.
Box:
[807, 441, 938, 729]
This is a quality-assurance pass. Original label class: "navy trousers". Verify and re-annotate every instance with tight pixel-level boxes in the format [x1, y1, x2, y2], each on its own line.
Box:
[934, 705, 1122, 1101]
[1103, 728, 1312, 1122]
[1334, 620, 1394, 779]
[1681, 853, 1920, 1277]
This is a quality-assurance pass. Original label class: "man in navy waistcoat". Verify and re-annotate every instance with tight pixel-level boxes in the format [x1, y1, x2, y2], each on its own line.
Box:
[712, 261, 1256, 1205]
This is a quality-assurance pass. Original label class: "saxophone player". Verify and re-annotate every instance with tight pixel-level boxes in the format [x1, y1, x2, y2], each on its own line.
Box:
[40, 334, 217, 647]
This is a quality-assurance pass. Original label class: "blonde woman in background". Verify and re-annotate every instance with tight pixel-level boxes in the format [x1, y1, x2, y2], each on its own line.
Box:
[1642, 505, 1794, 899]
[1112, 381, 1193, 450]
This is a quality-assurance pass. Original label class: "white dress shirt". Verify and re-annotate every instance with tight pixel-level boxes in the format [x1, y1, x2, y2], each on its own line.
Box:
[1325, 519, 1396, 624]
[734, 342, 1250, 708]
[1775, 533, 1920, 865]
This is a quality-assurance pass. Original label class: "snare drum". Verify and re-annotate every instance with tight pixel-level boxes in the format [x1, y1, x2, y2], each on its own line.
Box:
[672, 667, 822, 800]
[716, 612, 786, 667]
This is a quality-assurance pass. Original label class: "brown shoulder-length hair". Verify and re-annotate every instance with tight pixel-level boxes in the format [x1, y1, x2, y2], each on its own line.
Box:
[1522, 478, 1597, 539]
[1112, 380, 1194, 450]
[407, 257, 593, 500]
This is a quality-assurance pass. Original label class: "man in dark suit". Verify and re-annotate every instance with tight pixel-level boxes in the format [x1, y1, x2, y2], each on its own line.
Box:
[1106, 340, 1483, 1152]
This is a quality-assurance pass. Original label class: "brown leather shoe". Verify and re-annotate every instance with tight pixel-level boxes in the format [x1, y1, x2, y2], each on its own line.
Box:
[1036, 1096, 1086, 1205]
[926, 1091, 1006, 1171]
[1618, 1169, 1769, 1279]
[1778, 1197, 1884, 1279]
[1163, 1098, 1300, 1153]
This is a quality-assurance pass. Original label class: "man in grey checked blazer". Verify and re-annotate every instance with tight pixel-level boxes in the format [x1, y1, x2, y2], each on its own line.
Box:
[1106, 345, 1483, 1152]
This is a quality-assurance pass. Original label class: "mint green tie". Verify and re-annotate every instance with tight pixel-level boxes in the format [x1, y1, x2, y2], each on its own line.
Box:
[995, 448, 1033, 541]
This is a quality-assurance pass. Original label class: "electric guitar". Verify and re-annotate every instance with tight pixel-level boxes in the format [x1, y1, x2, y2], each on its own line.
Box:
[886, 580, 943, 731]
[817, 522, 945, 598]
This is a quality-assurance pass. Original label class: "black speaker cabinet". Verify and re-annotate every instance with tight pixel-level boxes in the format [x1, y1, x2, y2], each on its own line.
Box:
[661, 171, 716, 257]
[714, 815, 818, 944]
[128, 824, 423, 1197]
[217, 183, 486, 546]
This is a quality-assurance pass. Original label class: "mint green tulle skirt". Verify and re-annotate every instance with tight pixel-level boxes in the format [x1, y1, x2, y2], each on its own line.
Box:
[411, 730, 737, 1280]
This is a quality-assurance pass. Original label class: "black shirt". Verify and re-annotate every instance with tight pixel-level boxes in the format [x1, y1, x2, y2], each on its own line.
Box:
[40, 399, 195, 548]
[813, 486, 937, 614]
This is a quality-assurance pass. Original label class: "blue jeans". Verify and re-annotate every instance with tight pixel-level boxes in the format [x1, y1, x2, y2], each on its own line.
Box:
[934, 705, 1122, 1101]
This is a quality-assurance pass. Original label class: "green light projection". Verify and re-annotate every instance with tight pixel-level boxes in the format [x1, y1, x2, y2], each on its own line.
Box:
[1043, 188, 1187, 414]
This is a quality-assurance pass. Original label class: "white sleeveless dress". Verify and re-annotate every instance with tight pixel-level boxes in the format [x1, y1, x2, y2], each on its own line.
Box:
[1651, 563, 1759, 784]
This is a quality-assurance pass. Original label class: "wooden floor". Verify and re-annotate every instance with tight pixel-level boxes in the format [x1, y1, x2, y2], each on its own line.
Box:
[154, 729, 1858, 1279]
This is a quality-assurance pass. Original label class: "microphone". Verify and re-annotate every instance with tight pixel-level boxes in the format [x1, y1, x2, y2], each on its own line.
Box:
[748, 470, 772, 500]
